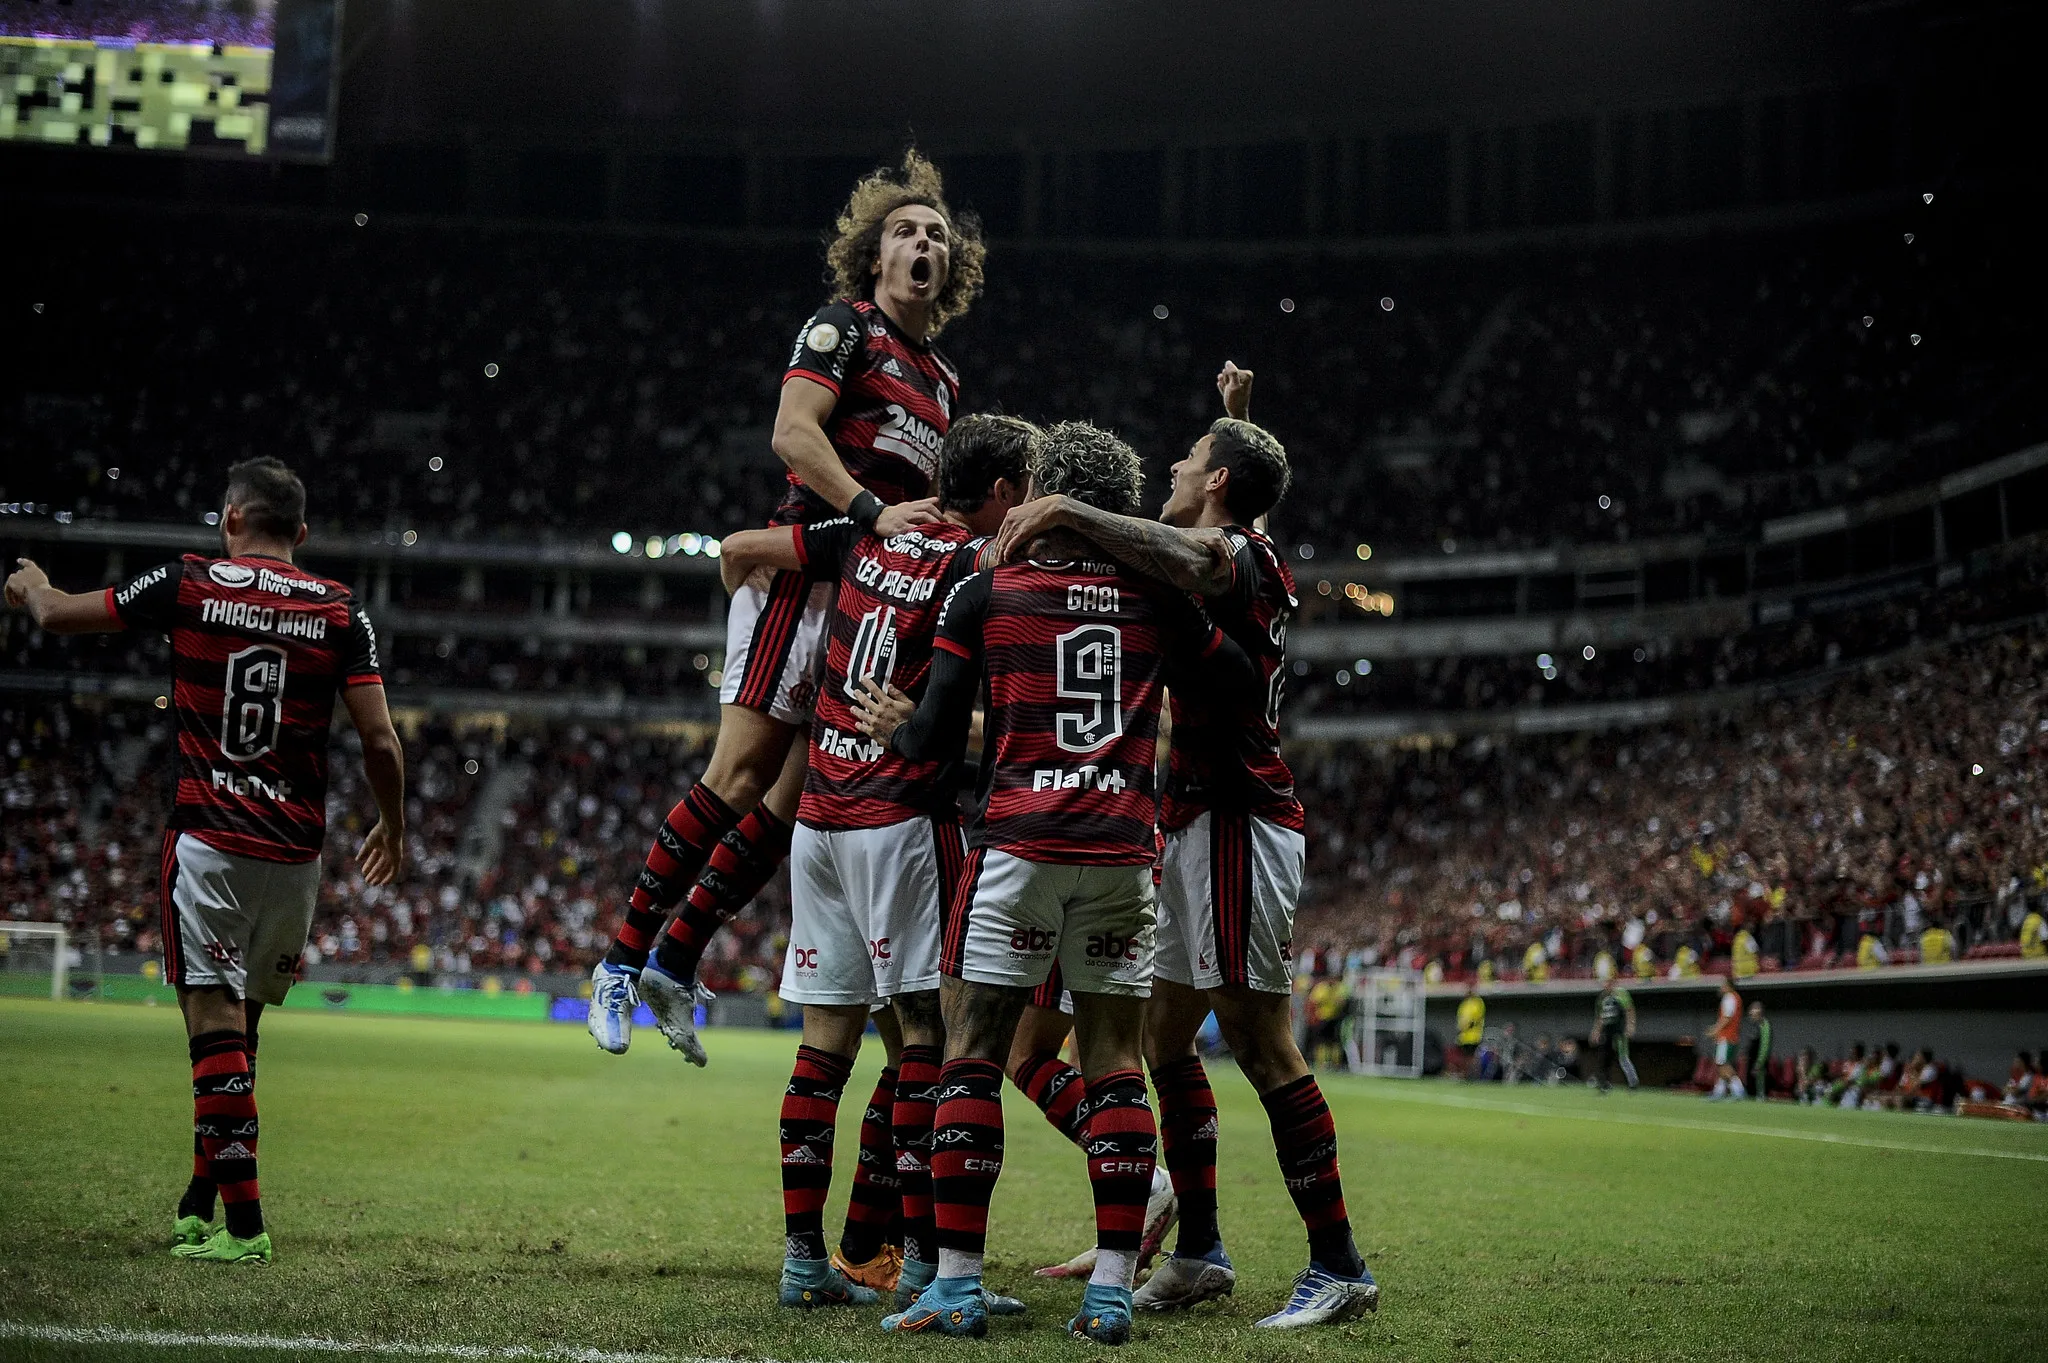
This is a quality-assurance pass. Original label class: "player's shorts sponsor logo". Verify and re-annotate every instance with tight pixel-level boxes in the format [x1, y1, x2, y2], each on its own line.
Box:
[875, 403, 943, 476]
[208, 562, 256, 588]
[1084, 933, 1141, 963]
[1009, 926, 1057, 954]
[1031, 765, 1130, 793]
[804, 321, 842, 353]
[202, 941, 245, 967]
[869, 937, 892, 963]
[117, 564, 170, 604]
[791, 947, 819, 971]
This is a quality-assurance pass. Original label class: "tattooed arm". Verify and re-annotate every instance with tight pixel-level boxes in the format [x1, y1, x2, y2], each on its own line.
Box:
[988, 495, 1236, 597]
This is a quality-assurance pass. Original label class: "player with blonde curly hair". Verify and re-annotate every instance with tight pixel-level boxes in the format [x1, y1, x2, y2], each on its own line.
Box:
[589, 151, 987, 1098]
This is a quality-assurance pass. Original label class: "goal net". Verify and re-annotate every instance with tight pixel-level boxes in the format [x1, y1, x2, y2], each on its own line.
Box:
[0, 923, 72, 1002]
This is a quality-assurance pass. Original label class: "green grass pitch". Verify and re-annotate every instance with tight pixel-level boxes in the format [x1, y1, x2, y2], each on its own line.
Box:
[2, 998, 2044, 1363]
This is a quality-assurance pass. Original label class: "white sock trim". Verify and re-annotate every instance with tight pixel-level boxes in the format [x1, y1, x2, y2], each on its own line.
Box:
[937, 1248, 984, 1281]
[1090, 1248, 1137, 1289]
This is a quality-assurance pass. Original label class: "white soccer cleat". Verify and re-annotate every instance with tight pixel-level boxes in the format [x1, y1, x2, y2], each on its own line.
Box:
[1033, 1247, 1097, 1279]
[637, 958, 713, 1066]
[1136, 1163, 1179, 1273]
[586, 960, 638, 1054]
[1132, 1247, 1236, 1311]
[1252, 1264, 1380, 1329]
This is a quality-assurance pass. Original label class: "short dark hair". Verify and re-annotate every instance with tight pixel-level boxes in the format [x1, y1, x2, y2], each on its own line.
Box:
[1206, 417, 1290, 523]
[1031, 421, 1143, 516]
[224, 457, 306, 539]
[937, 414, 1039, 513]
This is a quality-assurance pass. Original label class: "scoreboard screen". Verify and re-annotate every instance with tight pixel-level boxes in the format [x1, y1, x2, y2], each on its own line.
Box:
[1, 0, 341, 160]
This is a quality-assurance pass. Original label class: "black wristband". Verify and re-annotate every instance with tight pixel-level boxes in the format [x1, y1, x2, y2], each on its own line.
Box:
[848, 490, 884, 533]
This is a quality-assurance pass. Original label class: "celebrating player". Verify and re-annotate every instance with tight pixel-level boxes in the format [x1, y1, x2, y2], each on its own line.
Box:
[853, 421, 1261, 1343]
[587, 149, 986, 1062]
[4, 458, 406, 1266]
[984, 363, 1380, 1327]
[716, 415, 1037, 1312]
[1589, 975, 1639, 1093]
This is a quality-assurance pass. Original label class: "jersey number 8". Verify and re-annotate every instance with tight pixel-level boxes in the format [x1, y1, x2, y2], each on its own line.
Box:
[222, 644, 289, 762]
[1054, 624, 1122, 753]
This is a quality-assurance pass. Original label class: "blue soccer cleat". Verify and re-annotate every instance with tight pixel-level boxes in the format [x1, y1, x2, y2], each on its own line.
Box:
[881, 1274, 989, 1336]
[779, 1257, 878, 1309]
[1068, 1282, 1133, 1345]
[585, 959, 638, 1054]
[894, 1258, 938, 1312]
[1252, 1261, 1380, 1328]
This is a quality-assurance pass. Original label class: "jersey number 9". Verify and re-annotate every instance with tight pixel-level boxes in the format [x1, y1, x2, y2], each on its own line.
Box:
[1055, 624, 1123, 754]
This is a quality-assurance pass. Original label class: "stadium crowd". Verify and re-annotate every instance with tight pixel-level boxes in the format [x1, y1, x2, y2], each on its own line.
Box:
[0, 0, 274, 46]
[6, 192, 2039, 558]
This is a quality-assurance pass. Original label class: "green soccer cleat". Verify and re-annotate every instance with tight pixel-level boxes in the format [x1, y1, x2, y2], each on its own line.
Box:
[170, 1227, 272, 1264]
[171, 1215, 216, 1249]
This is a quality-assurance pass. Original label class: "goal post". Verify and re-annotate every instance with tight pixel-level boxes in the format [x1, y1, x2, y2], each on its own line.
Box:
[1347, 969, 1426, 1078]
[0, 923, 71, 1002]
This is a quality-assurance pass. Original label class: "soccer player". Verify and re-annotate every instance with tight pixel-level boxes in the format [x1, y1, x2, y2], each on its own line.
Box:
[587, 150, 986, 1062]
[982, 366, 1379, 1327]
[1743, 1000, 1772, 1100]
[716, 414, 1036, 1311]
[4, 458, 405, 1265]
[852, 421, 1260, 1343]
[1708, 978, 1745, 1099]
[1589, 976, 1638, 1093]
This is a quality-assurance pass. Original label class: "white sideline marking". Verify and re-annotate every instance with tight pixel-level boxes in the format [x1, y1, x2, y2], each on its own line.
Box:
[0, 1322, 807, 1363]
[1360, 1085, 2048, 1163]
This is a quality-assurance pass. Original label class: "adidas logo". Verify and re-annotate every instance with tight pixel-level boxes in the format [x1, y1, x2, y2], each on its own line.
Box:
[782, 1146, 827, 1165]
[213, 1142, 255, 1161]
[1193, 1116, 1220, 1141]
[881, 357, 905, 377]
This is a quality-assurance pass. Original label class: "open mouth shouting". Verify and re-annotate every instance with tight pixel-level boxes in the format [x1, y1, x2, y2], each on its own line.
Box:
[909, 253, 934, 290]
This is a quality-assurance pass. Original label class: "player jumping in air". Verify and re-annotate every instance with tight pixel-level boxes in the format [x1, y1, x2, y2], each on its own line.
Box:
[854, 422, 1261, 1343]
[587, 150, 985, 1063]
[1589, 976, 1639, 1093]
[5, 458, 406, 1266]
[715, 415, 1037, 1312]
[984, 363, 1380, 1327]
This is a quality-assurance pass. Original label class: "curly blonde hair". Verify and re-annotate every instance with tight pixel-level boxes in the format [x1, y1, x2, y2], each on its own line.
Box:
[825, 149, 986, 336]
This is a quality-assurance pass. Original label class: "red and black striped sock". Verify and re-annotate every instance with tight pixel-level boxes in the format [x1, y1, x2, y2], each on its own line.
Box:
[1261, 1075, 1364, 1277]
[780, 1044, 853, 1263]
[1151, 1055, 1221, 1257]
[838, 1066, 899, 1265]
[930, 1058, 1005, 1277]
[1079, 1071, 1157, 1275]
[892, 1045, 942, 1270]
[653, 805, 794, 980]
[606, 785, 740, 969]
[1011, 1051, 1088, 1146]
[190, 1030, 262, 1239]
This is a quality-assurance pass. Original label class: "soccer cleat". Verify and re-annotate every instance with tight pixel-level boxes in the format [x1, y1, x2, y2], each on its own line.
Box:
[982, 1289, 1027, 1317]
[1035, 1247, 1098, 1279]
[779, 1257, 879, 1309]
[1252, 1262, 1379, 1328]
[1136, 1165, 1178, 1273]
[1068, 1283, 1134, 1345]
[1132, 1246, 1236, 1311]
[881, 1274, 989, 1336]
[832, 1244, 904, 1293]
[171, 1215, 215, 1249]
[170, 1228, 272, 1264]
[637, 958, 712, 1066]
[895, 1257, 938, 1312]
[585, 959, 638, 1055]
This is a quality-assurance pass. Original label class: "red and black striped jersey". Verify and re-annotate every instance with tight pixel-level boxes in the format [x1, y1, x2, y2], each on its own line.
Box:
[774, 298, 959, 526]
[108, 554, 381, 864]
[1163, 525, 1305, 832]
[935, 556, 1238, 867]
[788, 517, 987, 831]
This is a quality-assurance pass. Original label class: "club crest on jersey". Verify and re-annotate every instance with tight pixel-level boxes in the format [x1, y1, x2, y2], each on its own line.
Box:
[1031, 764, 1129, 793]
[209, 561, 255, 587]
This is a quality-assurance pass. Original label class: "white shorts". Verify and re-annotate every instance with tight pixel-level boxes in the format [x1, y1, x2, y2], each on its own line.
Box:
[161, 832, 321, 1005]
[780, 817, 955, 1006]
[1156, 811, 1304, 995]
[719, 570, 833, 726]
[942, 849, 1155, 998]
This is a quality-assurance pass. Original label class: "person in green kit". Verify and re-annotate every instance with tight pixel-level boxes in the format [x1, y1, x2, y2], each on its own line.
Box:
[1589, 976, 1639, 1093]
[1743, 1000, 1773, 1100]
